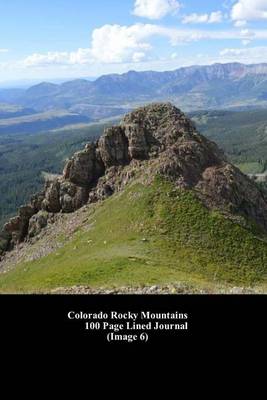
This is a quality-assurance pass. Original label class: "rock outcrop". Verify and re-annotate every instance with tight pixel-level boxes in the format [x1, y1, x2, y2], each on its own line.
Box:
[1, 103, 267, 255]
[63, 143, 104, 185]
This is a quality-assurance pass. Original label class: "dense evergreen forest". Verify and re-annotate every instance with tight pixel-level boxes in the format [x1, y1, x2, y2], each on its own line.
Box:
[0, 122, 114, 227]
[191, 109, 267, 174]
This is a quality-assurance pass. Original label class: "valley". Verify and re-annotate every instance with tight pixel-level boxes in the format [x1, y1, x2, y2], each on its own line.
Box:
[0, 110, 91, 135]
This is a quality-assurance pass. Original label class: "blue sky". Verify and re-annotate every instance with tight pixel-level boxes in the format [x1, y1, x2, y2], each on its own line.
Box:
[0, 0, 267, 83]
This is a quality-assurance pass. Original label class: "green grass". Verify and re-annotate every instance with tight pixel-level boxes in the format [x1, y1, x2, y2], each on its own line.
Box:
[236, 162, 264, 174]
[0, 176, 266, 293]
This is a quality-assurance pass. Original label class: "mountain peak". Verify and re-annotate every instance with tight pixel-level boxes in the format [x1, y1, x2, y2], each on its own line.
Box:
[1, 103, 267, 257]
[25, 81, 59, 97]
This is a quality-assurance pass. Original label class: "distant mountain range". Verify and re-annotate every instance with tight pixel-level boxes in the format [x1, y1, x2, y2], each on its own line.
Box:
[1, 63, 267, 116]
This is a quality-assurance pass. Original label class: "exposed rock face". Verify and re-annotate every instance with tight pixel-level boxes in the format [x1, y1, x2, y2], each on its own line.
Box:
[4, 205, 35, 246]
[196, 164, 267, 229]
[63, 143, 104, 186]
[122, 103, 196, 151]
[1, 102, 267, 255]
[124, 124, 149, 160]
[42, 180, 61, 213]
[28, 211, 51, 238]
[98, 127, 130, 167]
[59, 181, 89, 213]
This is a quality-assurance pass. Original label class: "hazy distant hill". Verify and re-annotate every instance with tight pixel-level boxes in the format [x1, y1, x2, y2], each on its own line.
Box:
[2, 63, 267, 113]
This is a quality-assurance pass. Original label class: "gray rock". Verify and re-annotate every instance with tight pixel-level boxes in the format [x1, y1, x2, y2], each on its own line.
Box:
[42, 179, 61, 213]
[28, 211, 50, 237]
[124, 123, 149, 159]
[59, 181, 89, 213]
[4, 204, 35, 245]
[98, 126, 129, 167]
[63, 143, 104, 186]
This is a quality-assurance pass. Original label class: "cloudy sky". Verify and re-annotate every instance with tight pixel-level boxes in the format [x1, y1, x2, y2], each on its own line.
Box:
[0, 0, 267, 83]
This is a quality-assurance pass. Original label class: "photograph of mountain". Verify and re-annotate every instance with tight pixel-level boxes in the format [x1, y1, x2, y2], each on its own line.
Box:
[0, 0, 267, 297]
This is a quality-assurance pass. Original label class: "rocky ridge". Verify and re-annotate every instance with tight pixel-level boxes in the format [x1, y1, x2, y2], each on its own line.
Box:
[1, 103, 267, 257]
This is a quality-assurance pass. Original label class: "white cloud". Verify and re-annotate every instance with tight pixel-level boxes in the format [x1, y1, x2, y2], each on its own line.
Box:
[231, 0, 267, 24]
[23, 52, 74, 66]
[20, 23, 267, 68]
[132, 51, 147, 62]
[182, 11, 223, 24]
[133, 0, 181, 20]
[209, 11, 224, 23]
[23, 24, 159, 67]
[69, 48, 92, 64]
[23, 48, 92, 67]
[220, 46, 267, 63]
[240, 28, 255, 39]
[234, 20, 247, 27]
[0, 49, 9, 53]
[90, 24, 153, 63]
[182, 13, 210, 24]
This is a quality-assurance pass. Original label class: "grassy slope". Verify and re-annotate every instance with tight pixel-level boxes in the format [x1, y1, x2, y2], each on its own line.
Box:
[0, 177, 266, 293]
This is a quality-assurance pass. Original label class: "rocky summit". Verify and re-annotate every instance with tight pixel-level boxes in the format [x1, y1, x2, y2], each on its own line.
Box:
[1, 102, 267, 256]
